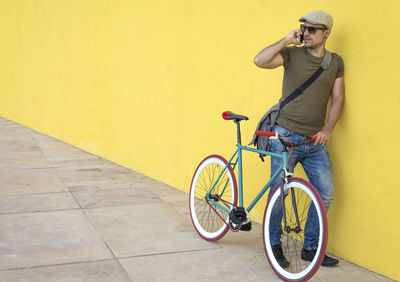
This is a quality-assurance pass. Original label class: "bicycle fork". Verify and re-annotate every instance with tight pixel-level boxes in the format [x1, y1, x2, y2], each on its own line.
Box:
[281, 169, 302, 234]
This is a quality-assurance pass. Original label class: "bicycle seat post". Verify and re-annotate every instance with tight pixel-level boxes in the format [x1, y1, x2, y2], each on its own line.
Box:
[235, 120, 242, 145]
[234, 120, 244, 208]
[221, 112, 248, 146]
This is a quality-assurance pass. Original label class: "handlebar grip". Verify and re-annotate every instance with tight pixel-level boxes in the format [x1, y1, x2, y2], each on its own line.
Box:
[256, 131, 276, 137]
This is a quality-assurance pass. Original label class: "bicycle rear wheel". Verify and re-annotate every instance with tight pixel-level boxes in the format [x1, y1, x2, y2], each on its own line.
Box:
[189, 155, 237, 241]
[263, 177, 327, 281]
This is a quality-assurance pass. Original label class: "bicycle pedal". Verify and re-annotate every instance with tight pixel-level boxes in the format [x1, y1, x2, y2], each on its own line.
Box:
[240, 221, 252, 231]
[229, 207, 247, 224]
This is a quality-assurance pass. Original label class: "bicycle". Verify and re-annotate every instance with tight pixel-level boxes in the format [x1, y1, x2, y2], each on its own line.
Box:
[189, 111, 328, 281]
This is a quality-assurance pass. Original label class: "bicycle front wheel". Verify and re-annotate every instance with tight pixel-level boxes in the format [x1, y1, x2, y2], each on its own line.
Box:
[263, 177, 328, 281]
[189, 155, 237, 241]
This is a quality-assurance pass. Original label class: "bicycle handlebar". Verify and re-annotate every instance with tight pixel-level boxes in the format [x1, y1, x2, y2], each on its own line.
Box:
[256, 131, 317, 146]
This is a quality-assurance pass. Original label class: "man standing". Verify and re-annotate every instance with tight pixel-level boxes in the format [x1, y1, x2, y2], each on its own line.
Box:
[254, 11, 344, 267]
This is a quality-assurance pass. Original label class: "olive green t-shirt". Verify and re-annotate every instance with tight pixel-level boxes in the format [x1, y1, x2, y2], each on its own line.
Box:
[276, 46, 344, 136]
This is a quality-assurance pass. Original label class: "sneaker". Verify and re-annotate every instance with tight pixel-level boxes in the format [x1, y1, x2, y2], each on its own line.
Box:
[301, 248, 339, 267]
[240, 220, 252, 231]
[271, 245, 289, 268]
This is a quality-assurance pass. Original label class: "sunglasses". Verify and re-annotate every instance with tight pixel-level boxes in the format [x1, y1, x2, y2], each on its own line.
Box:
[300, 24, 328, 34]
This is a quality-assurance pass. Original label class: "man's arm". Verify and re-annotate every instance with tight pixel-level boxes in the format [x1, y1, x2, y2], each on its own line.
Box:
[254, 30, 301, 69]
[314, 76, 345, 145]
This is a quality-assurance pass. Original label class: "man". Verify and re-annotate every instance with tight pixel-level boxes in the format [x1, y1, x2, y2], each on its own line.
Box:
[254, 11, 344, 267]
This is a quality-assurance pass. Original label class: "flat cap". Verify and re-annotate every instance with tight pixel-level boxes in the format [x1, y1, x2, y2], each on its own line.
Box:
[299, 10, 333, 30]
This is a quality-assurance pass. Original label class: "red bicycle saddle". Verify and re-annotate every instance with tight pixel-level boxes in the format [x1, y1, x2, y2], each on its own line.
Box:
[222, 111, 249, 121]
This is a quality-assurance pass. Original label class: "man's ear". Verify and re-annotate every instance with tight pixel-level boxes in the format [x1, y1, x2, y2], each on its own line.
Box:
[324, 29, 331, 39]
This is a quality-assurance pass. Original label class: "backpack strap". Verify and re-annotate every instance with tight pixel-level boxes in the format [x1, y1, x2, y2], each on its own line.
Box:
[279, 50, 331, 110]
[321, 50, 332, 69]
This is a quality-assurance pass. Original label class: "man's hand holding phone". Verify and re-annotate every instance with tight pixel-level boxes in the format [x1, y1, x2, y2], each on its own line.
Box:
[286, 30, 303, 46]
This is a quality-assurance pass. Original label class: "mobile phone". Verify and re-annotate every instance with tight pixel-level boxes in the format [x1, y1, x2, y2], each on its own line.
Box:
[298, 33, 304, 44]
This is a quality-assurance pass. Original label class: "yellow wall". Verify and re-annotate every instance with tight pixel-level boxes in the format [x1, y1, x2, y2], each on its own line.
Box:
[1, 0, 399, 279]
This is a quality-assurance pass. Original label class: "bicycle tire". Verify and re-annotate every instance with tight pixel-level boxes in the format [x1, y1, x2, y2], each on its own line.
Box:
[263, 177, 328, 281]
[189, 155, 237, 241]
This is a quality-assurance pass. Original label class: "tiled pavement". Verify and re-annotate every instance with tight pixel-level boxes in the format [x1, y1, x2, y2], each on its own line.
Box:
[0, 117, 395, 282]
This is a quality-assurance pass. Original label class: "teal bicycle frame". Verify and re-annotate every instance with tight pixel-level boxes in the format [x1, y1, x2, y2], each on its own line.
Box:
[205, 121, 288, 214]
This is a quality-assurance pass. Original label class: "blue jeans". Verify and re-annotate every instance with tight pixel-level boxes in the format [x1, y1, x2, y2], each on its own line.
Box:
[269, 125, 334, 250]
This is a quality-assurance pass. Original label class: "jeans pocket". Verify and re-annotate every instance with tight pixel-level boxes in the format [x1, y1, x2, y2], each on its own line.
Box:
[273, 125, 292, 138]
